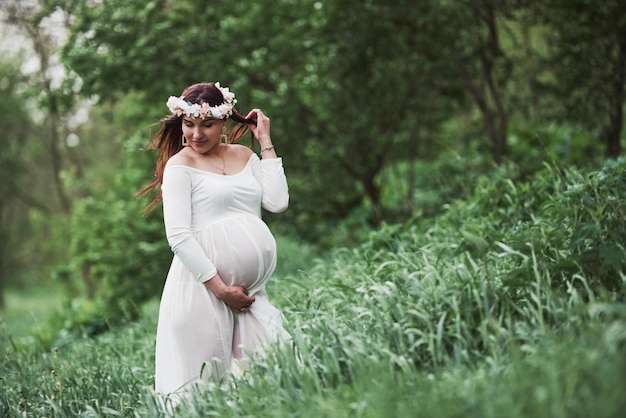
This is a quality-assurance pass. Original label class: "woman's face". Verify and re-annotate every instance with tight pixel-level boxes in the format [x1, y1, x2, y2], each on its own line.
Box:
[181, 116, 225, 154]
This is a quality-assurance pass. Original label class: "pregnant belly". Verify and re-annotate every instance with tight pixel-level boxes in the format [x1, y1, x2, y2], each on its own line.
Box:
[198, 216, 277, 294]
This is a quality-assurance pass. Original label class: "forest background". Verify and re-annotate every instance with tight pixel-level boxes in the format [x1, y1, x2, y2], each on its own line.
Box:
[0, 0, 625, 416]
[2, 0, 624, 313]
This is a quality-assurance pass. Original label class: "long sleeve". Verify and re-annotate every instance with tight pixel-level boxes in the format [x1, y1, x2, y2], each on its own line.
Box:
[251, 156, 289, 213]
[162, 166, 217, 283]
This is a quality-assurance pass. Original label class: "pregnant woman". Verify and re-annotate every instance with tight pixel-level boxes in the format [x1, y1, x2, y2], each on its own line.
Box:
[137, 82, 289, 398]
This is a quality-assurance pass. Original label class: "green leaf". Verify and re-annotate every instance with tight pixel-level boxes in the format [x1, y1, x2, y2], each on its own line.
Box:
[570, 223, 596, 247]
[599, 243, 624, 274]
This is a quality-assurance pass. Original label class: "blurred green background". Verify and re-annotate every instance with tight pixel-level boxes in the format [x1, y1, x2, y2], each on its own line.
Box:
[1, 1, 626, 416]
[0, 0, 624, 335]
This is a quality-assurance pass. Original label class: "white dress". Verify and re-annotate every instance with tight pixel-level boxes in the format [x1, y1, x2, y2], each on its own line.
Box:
[155, 153, 289, 395]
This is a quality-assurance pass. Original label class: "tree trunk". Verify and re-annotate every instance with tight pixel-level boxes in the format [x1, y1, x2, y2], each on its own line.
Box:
[605, 40, 625, 158]
[362, 175, 384, 226]
[5, 2, 72, 213]
[405, 128, 419, 215]
[48, 111, 71, 213]
[457, 1, 509, 166]
[0, 230, 5, 310]
[342, 152, 386, 226]
[481, 1, 508, 165]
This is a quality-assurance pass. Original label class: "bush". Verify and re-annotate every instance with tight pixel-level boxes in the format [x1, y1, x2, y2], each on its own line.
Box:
[437, 157, 626, 296]
[53, 136, 171, 336]
[548, 157, 626, 292]
[3, 158, 625, 417]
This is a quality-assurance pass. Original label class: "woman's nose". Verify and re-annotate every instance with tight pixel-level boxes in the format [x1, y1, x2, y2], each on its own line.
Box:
[192, 126, 203, 139]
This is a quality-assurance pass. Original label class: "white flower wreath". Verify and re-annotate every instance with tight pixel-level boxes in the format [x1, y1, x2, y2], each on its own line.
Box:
[166, 82, 237, 119]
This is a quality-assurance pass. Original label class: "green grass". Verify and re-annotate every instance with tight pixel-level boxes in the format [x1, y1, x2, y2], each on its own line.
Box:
[1, 159, 625, 417]
[2, 247, 624, 417]
[0, 284, 64, 341]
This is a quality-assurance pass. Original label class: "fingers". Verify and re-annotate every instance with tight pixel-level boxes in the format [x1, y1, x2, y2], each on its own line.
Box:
[245, 108, 267, 120]
[226, 285, 255, 313]
[234, 286, 255, 302]
[245, 109, 270, 130]
[236, 295, 254, 313]
[233, 303, 252, 314]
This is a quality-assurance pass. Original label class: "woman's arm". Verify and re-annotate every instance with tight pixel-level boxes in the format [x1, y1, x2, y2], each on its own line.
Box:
[162, 166, 218, 282]
[245, 108, 289, 212]
[252, 157, 289, 212]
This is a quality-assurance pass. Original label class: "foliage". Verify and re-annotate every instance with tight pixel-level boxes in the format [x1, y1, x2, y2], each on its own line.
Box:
[2, 158, 626, 416]
[529, 0, 626, 157]
[1, 0, 85, 214]
[44, 141, 626, 343]
[1, 1, 160, 294]
[507, 124, 605, 171]
[57, 0, 616, 240]
[438, 157, 626, 295]
[60, 0, 451, 232]
[551, 158, 626, 291]
[2, 4, 626, 412]
[0, 284, 63, 342]
[3, 0, 626, 293]
[0, 310, 157, 417]
[56, 0, 626, 243]
[51, 134, 171, 334]
[51, 192, 319, 340]
[0, 0, 617, 257]
[0, 60, 31, 303]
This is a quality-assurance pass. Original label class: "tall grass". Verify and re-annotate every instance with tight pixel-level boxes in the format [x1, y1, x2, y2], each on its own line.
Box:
[1, 306, 157, 417]
[1, 159, 625, 417]
[0, 285, 64, 340]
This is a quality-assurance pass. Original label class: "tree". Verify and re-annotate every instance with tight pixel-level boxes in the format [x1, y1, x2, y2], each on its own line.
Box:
[283, 0, 459, 225]
[0, 61, 33, 308]
[57, 0, 624, 243]
[1, 0, 86, 213]
[60, 0, 459, 235]
[417, 0, 522, 166]
[0, 0, 138, 299]
[532, 0, 626, 158]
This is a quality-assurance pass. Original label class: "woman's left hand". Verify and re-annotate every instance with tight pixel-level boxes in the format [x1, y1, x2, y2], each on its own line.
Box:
[245, 109, 271, 144]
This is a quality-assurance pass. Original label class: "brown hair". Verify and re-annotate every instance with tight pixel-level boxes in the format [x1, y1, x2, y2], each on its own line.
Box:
[136, 82, 256, 214]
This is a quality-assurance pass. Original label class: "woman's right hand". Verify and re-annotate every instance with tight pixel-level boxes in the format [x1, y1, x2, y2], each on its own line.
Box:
[204, 274, 255, 313]
[219, 285, 256, 313]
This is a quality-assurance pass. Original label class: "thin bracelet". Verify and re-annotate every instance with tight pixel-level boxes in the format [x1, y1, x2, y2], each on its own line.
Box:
[260, 145, 274, 153]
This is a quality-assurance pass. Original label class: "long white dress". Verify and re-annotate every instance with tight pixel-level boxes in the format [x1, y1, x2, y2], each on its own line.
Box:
[155, 153, 289, 395]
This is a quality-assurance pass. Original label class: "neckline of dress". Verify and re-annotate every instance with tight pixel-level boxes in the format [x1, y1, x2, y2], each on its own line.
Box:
[166, 153, 256, 177]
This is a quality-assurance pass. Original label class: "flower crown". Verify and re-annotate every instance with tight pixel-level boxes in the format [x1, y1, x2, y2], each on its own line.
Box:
[166, 82, 237, 119]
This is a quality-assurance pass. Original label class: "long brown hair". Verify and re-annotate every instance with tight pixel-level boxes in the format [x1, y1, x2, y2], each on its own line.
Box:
[136, 82, 256, 214]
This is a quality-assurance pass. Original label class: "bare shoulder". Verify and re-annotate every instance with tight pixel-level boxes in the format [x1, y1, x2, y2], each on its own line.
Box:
[225, 143, 254, 161]
[166, 148, 194, 168]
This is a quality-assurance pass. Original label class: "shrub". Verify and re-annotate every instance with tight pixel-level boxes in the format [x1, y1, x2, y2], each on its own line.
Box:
[53, 136, 171, 336]
[436, 157, 625, 297]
